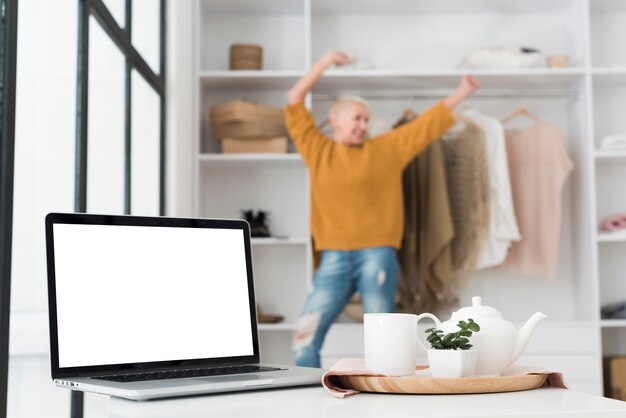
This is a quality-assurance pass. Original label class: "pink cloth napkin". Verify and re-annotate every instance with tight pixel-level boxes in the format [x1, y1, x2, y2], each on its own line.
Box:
[322, 358, 568, 398]
[602, 213, 626, 232]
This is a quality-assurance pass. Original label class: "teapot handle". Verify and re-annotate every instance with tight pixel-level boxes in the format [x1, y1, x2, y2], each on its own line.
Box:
[416, 313, 442, 352]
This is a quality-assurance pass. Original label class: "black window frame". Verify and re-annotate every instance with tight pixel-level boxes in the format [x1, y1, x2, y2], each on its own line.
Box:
[0, 0, 18, 416]
[76, 0, 166, 216]
[74, 0, 166, 416]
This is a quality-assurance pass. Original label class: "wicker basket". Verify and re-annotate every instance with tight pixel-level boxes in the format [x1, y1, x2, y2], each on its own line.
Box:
[229, 44, 262, 70]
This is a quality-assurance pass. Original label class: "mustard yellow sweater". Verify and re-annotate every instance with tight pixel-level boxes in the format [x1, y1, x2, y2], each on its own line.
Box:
[284, 101, 455, 250]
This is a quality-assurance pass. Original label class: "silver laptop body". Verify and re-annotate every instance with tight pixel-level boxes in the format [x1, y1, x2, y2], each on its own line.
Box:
[45, 213, 323, 401]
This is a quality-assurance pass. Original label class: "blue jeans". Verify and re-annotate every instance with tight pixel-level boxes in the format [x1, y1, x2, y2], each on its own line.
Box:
[293, 246, 399, 368]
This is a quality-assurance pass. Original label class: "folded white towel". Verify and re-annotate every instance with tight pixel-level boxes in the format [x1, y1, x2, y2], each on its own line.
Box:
[599, 134, 626, 151]
[461, 46, 542, 69]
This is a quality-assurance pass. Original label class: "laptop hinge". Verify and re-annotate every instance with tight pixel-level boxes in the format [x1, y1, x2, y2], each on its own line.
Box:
[76, 361, 257, 378]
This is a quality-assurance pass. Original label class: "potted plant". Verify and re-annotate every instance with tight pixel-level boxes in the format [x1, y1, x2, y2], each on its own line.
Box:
[425, 319, 480, 378]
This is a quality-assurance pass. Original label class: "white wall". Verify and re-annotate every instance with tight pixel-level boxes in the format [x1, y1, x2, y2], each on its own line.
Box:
[12, 0, 78, 317]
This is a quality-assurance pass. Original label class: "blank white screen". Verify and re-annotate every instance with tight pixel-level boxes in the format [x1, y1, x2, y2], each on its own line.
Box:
[53, 223, 254, 368]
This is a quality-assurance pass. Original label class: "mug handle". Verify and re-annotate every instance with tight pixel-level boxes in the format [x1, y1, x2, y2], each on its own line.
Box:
[416, 313, 442, 352]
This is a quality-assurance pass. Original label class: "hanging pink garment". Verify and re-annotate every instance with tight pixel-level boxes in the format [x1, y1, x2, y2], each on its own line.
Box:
[503, 120, 573, 279]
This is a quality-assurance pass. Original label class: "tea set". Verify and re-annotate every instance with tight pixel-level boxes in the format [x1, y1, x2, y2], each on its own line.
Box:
[364, 296, 547, 378]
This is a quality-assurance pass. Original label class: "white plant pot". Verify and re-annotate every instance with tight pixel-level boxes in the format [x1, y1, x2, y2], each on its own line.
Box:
[427, 349, 478, 378]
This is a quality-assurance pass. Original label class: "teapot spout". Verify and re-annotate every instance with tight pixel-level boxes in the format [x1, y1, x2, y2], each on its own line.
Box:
[512, 312, 547, 363]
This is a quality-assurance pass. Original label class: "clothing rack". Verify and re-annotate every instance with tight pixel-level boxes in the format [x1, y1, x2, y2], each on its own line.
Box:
[312, 91, 578, 102]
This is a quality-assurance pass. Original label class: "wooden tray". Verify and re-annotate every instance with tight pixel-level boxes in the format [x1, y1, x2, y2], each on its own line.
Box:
[335, 366, 547, 395]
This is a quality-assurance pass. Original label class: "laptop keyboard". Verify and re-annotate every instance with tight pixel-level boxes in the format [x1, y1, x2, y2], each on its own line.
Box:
[93, 365, 283, 383]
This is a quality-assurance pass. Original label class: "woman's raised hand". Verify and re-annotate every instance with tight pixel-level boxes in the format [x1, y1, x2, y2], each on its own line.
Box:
[318, 50, 351, 69]
[458, 75, 480, 97]
[443, 75, 480, 109]
[288, 51, 350, 104]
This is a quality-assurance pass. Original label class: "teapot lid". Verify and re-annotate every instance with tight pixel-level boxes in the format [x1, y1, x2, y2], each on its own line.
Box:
[452, 296, 503, 320]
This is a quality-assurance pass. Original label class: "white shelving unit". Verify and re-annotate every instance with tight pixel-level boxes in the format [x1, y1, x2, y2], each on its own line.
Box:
[192, 0, 626, 395]
[590, 3, 626, 375]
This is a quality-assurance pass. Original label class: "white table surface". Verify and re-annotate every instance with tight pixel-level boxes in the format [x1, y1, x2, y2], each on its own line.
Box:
[108, 386, 626, 418]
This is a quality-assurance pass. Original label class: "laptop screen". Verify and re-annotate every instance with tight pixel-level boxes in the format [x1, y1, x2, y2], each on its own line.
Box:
[46, 214, 259, 377]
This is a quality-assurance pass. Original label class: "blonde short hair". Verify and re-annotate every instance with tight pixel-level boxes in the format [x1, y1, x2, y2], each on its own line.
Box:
[329, 94, 369, 115]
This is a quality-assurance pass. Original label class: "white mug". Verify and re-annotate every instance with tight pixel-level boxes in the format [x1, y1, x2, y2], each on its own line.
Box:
[364, 313, 418, 376]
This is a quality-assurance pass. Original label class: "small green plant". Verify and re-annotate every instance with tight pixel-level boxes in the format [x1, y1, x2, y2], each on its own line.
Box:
[425, 319, 480, 350]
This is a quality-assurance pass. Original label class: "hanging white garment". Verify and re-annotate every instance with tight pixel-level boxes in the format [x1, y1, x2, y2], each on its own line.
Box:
[462, 108, 521, 269]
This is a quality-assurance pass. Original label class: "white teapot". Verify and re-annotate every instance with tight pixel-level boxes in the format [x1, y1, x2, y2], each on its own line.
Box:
[416, 296, 547, 376]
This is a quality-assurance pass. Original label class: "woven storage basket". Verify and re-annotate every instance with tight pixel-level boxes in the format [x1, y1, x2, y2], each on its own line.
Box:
[221, 137, 288, 154]
[229, 44, 262, 70]
[209, 101, 287, 138]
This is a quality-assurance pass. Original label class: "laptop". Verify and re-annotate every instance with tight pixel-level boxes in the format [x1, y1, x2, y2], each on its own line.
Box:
[45, 213, 323, 401]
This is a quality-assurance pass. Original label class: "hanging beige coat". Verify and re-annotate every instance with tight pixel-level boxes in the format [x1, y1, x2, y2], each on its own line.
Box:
[398, 139, 456, 315]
